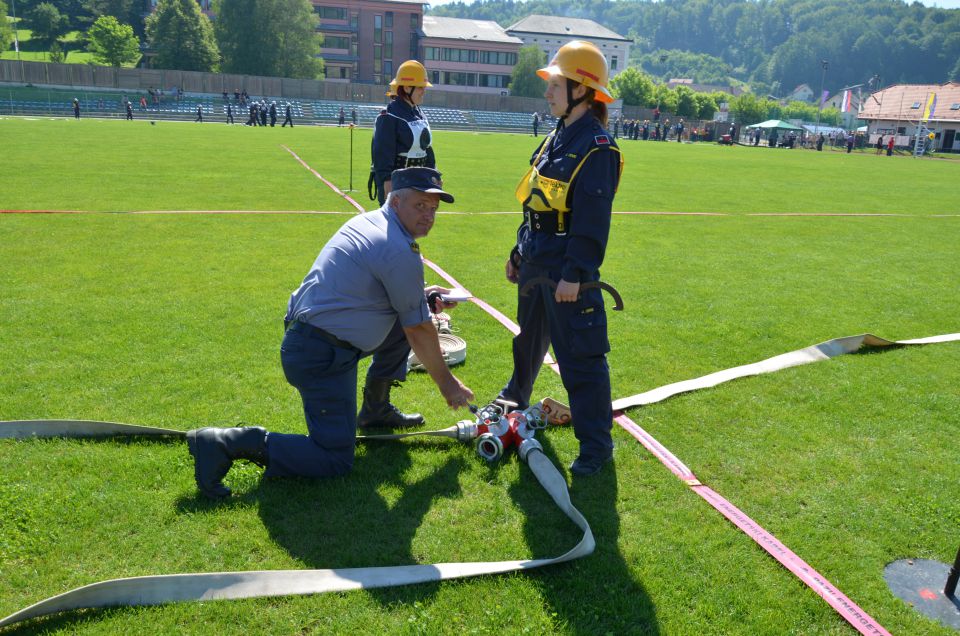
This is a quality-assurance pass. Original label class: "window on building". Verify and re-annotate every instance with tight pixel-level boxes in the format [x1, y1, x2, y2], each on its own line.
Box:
[910, 102, 921, 109]
[950, 103, 960, 110]
[339, 67, 347, 79]
[479, 74, 511, 88]
[350, 13, 358, 28]
[478, 50, 515, 65]
[611, 56, 618, 70]
[385, 30, 393, 59]
[385, 11, 393, 28]
[323, 35, 350, 50]
[410, 13, 418, 30]
[442, 71, 477, 86]
[316, 6, 346, 20]
[384, 60, 393, 81]
[374, 15, 382, 43]
[374, 44, 382, 73]
[410, 38, 418, 59]
[431, 71, 440, 84]
[351, 35, 357, 56]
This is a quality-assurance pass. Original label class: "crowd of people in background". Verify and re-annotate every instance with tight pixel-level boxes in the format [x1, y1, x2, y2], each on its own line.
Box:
[63, 91, 906, 154]
[552, 109, 901, 154]
[67, 88, 297, 127]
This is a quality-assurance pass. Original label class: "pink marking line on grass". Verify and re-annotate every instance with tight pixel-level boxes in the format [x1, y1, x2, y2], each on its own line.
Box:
[1, 209, 350, 215]
[281, 144, 366, 214]
[692, 485, 891, 636]
[748, 212, 903, 217]
[1, 209, 85, 214]
[284, 146, 890, 635]
[129, 210, 348, 215]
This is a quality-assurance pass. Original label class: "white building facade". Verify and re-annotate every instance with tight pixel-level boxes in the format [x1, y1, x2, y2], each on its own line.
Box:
[506, 15, 631, 80]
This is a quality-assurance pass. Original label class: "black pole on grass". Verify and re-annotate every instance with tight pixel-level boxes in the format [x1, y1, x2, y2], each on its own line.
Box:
[945, 542, 960, 598]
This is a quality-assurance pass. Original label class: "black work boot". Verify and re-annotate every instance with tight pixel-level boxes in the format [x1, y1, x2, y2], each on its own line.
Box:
[569, 453, 613, 477]
[186, 426, 268, 499]
[357, 378, 424, 429]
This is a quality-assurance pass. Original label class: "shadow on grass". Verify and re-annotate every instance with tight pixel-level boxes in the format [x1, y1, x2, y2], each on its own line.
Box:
[0, 607, 117, 635]
[256, 440, 465, 586]
[510, 435, 659, 635]
[175, 438, 465, 603]
[171, 432, 659, 633]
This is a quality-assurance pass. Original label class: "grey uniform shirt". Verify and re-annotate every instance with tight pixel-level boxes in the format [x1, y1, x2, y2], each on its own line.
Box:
[285, 205, 430, 351]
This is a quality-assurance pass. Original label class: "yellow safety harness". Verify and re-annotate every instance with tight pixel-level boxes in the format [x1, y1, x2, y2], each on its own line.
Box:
[515, 130, 623, 234]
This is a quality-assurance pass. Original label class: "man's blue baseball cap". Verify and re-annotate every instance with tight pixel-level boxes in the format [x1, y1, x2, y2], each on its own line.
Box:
[391, 167, 454, 203]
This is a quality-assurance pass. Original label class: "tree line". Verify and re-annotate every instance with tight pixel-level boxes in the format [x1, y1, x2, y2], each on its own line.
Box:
[432, 0, 960, 95]
[509, 44, 842, 126]
[2, 0, 324, 78]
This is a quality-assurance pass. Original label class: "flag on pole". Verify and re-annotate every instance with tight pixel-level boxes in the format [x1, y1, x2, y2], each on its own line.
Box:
[921, 92, 937, 121]
[820, 90, 830, 106]
[840, 90, 851, 113]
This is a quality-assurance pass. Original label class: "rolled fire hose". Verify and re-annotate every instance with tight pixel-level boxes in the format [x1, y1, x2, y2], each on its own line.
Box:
[0, 421, 589, 630]
[407, 333, 467, 371]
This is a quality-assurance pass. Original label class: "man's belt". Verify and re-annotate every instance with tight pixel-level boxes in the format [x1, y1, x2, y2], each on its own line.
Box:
[525, 210, 568, 235]
[519, 276, 624, 311]
[394, 156, 427, 169]
[285, 320, 359, 352]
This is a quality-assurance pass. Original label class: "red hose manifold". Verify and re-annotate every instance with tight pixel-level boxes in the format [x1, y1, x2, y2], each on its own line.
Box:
[456, 402, 547, 462]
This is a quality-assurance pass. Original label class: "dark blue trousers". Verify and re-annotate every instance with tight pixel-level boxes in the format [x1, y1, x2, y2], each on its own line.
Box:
[266, 320, 410, 478]
[500, 264, 614, 459]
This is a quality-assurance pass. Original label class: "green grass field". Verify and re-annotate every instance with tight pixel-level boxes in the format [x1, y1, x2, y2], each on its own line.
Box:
[1, 115, 959, 634]
[1, 28, 98, 64]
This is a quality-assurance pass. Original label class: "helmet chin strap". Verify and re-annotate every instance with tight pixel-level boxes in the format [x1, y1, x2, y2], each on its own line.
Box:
[398, 86, 416, 107]
[560, 78, 588, 121]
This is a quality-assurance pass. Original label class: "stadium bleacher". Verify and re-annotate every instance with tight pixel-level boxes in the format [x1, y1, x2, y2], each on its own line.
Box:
[0, 85, 558, 134]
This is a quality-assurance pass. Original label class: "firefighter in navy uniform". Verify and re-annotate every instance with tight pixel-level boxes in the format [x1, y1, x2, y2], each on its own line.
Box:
[499, 40, 624, 477]
[370, 61, 436, 205]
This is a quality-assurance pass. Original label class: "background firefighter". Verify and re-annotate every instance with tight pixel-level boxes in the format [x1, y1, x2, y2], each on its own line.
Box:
[370, 61, 436, 206]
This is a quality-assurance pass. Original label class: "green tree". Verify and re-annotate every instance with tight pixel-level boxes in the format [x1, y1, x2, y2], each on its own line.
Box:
[693, 92, 718, 119]
[48, 40, 65, 62]
[781, 100, 818, 122]
[729, 92, 766, 125]
[673, 85, 697, 117]
[24, 2, 69, 47]
[0, 1, 13, 54]
[86, 14, 139, 66]
[146, 0, 219, 72]
[508, 45, 547, 98]
[215, 0, 323, 79]
[83, 0, 145, 37]
[608, 66, 654, 106]
[652, 83, 677, 114]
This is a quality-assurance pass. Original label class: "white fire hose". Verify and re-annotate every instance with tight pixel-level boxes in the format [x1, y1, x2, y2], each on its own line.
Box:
[0, 405, 592, 629]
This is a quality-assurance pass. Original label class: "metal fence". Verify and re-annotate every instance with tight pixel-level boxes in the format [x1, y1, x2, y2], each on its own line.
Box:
[0, 59, 549, 112]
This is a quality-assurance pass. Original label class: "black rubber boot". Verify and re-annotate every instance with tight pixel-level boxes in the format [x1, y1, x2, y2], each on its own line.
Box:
[186, 426, 268, 499]
[569, 453, 613, 477]
[357, 378, 424, 429]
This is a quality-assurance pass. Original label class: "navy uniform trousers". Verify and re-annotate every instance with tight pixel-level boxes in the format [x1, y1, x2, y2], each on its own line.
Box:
[502, 262, 614, 460]
[265, 319, 410, 478]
